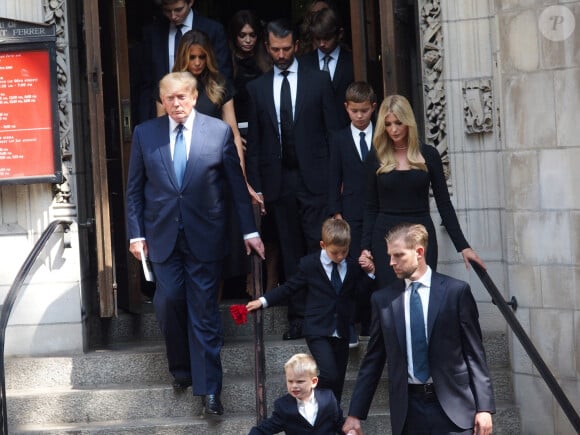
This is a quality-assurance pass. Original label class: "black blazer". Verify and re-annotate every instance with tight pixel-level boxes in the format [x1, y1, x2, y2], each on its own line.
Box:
[300, 47, 354, 128]
[249, 388, 344, 435]
[138, 13, 233, 122]
[348, 272, 496, 435]
[245, 62, 340, 201]
[263, 252, 373, 338]
[328, 125, 372, 223]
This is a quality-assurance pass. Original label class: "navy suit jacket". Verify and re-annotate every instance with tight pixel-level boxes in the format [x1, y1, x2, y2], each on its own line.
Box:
[138, 13, 233, 122]
[263, 253, 373, 338]
[125, 112, 256, 263]
[249, 388, 344, 435]
[245, 62, 340, 201]
[348, 272, 496, 435]
[300, 47, 354, 128]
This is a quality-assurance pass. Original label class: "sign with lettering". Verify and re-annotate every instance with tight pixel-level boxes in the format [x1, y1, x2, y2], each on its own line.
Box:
[0, 17, 61, 184]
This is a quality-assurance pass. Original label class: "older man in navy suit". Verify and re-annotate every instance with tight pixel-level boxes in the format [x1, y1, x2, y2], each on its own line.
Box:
[246, 18, 340, 340]
[126, 72, 264, 415]
[343, 223, 495, 435]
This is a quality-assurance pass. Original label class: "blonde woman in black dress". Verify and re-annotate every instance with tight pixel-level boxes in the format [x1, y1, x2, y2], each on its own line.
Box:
[360, 95, 485, 287]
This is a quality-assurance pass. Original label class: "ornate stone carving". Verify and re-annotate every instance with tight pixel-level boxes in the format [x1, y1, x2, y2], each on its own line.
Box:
[43, 0, 74, 210]
[418, 0, 449, 178]
[463, 79, 493, 134]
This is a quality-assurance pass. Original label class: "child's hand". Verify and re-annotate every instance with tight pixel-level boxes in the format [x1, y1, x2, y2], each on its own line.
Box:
[246, 300, 263, 312]
[359, 251, 375, 273]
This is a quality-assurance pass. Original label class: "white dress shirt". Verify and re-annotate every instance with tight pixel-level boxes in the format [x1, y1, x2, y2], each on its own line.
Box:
[273, 59, 298, 135]
[350, 123, 373, 160]
[297, 390, 318, 426]
[317, 45, 340, 79]
[168, 9, 193, 71]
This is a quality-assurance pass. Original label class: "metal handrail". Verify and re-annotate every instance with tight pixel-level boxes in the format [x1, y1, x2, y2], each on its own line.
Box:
[469, 260, 580, 433]
[0, 219, 72, 435]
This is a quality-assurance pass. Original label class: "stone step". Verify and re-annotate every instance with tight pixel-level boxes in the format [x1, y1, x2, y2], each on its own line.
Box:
[6, 332, 509, 390]
[88, 304, 290, 346]
[10, 402, 520, 435]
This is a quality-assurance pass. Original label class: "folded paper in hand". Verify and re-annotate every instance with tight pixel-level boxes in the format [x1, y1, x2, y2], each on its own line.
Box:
[140, 245, 155, 282]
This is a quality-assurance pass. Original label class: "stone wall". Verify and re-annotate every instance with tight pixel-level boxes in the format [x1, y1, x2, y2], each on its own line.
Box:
[0, 1, 83, 356]
[430, 0, 580, 433]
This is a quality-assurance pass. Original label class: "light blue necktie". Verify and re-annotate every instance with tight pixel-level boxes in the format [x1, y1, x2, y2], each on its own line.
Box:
[410, 281, 430, 382]
[173, 124, 186, 188]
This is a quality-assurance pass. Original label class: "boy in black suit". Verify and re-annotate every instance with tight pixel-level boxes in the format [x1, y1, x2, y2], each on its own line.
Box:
[248, 353, 344, 435]
[247, 218, 375, 403]
[328, 81, 377, 344]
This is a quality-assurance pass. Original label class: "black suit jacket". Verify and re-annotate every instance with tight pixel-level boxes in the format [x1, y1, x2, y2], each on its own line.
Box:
[125, 112, 256, 263]
[348, 272, 496, 435]
[138, 13, 233, 122]
[263, 252, 373, 338]
[328, 125, 372, 223]
[300, 47, 354, 128]
[249, 388, 344, 435]
[245, 62, 340, 201]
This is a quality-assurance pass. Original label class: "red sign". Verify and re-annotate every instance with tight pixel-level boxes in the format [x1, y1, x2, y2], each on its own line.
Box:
[0, 49, 56, 180]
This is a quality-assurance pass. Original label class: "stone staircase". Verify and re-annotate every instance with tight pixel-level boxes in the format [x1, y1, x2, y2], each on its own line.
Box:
[6, 303, 521, 434]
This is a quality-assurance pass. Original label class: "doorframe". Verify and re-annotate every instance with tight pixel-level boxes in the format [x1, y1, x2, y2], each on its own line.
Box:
[82, 0, 116, 317]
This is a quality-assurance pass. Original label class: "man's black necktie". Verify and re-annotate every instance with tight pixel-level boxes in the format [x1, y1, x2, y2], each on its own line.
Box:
[359, 131, 369, 160]
[174, 24, 184, 60]
[331, 262, 342, 294]
[280, 70, 297, 168]
[410, 281, 430, 382]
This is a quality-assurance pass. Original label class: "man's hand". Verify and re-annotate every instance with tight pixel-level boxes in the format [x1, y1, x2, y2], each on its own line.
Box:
[246, 299, 263, 312]
[359, 250, 374, 272]
[343, 416, 362, 435]
[473, 411, 492, 435]
[129, 240, 148, 261]
[245, 236, 265, 260]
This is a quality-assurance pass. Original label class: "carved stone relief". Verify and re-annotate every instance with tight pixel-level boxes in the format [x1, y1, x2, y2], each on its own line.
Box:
[43, 0, 75, 211]
[463, 79, 493, 134]
[418, 0, 449, 178]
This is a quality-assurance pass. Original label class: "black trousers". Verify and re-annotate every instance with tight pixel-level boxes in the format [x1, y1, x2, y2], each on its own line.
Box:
[306, 335, 349, 404]
[270, 169, 327, 324]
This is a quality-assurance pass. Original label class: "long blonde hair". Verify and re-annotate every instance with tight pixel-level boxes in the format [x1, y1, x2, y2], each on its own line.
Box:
[173, 30, 225, 106]
[373, 95, 426, 174]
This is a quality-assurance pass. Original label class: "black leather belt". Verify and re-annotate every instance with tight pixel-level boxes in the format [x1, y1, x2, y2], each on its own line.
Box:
[408, 383, 435, 394]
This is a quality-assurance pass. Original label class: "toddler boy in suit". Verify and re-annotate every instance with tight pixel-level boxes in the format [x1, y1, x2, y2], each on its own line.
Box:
[248, 353, 344, 435]
[328, 81, 377, 344]
[247, 218, 375, 403]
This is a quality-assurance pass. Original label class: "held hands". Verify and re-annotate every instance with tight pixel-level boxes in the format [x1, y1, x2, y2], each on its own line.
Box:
[246, 299, 264, 312]
[342, 416, 362, 435]
[461, 248, 486, 270]
[473, 411, 492, 435]
[358, 250, 375, 274]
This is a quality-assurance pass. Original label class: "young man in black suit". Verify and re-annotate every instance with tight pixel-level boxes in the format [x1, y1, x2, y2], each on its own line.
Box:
[343, 223, 495, 435]
[300, 7, 354, 128]
[328, 81, 377, 346]
[248, 353, 344, 435]
[137, 0, 232, 123]
[245, 18, 340, 340]
[247, 218, 375, 403]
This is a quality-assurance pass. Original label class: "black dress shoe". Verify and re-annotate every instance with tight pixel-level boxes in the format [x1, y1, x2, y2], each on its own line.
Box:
[202, 394, 224, 415]
[171, 378, 192, 391]
[282, 323, 303, 340]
